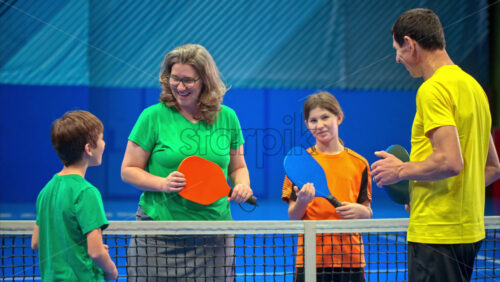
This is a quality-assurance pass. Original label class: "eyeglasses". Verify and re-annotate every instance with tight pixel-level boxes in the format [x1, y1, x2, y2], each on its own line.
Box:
[167, 75, 200, 88]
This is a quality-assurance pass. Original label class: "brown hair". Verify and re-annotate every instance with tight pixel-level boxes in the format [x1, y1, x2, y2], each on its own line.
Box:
[303, 91, 343, 121]
[159, 44, 227, 124]
[392, 8, 445, 50]
[51, 110, 103, 166]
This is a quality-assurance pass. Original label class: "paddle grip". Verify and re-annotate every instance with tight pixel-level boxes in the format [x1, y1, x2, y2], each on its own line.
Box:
[228, 189, 258, 206]
[246, 196, 258, 206]
[326, 194, 342, 208]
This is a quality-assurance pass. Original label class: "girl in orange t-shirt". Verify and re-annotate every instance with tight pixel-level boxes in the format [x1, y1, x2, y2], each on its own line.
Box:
[282, 91, 373, 282]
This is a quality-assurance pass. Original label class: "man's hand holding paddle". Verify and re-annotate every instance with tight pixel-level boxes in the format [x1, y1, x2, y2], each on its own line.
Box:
[371, 145, 410, 205]
[371, 150, 405, 187]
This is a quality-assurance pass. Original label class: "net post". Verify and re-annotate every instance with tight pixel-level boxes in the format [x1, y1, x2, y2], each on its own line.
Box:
[304, 221, 317, 282]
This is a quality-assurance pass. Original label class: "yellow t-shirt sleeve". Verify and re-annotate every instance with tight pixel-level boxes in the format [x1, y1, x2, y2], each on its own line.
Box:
[418, 82, 456, 135]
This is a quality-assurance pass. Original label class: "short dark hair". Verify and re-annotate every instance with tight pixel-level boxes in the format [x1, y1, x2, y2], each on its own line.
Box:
[392, 8, 445, 50]
[51, 110, 103, 166]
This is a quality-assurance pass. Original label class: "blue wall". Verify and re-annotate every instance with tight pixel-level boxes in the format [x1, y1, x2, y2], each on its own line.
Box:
[0, 85, 88, 202]
[0, 84, 415, 203]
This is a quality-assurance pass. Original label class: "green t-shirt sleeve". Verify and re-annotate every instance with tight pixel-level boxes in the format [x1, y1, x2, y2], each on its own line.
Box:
[225, 106, 245, 149]
[75, 187, 109, 235]
[35, 190, 42, 225]
[129, 106, 158, 152]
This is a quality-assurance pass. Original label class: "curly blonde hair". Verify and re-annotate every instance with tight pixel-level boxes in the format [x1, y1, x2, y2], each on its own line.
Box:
[159, 44, 227, 124]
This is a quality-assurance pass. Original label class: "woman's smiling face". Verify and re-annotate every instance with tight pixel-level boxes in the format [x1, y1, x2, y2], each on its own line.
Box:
[169, 63, 202, 110]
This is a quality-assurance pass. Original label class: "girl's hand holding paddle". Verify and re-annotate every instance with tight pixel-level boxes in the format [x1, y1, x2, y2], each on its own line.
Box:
[294, 183, 315, 204]
[161, 171, 186, 193]
[336, 202, 372, 219]
[283, 147, 342, 208]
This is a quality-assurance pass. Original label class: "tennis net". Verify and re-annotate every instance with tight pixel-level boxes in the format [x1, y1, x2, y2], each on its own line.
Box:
[1, 217, 499, 281]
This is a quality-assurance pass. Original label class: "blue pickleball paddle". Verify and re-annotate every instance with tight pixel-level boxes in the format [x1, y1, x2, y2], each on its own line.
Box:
[283, 146, 342, 208]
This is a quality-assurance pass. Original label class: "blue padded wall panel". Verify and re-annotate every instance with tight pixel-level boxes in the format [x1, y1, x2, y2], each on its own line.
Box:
[87, 87, 159, 199]
[223, 89, 267, 199]
[264, 89, 317, 199]
[0, 85, 89, 202]
[333, 89, 415, 164]
[0, 85, 415, 204]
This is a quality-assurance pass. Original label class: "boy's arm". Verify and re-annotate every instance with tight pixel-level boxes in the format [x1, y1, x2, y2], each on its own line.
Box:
[87, 228, 118, 281]
[31, 224, 39, 251]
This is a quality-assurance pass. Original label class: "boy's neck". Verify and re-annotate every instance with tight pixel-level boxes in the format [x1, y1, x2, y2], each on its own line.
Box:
[58, 161, 88, 178]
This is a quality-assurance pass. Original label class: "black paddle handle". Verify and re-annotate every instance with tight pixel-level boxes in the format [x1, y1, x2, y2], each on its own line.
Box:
[246, 196, 258, 206]
[326, 194, 342, 208]
[228, 189, 258, 206]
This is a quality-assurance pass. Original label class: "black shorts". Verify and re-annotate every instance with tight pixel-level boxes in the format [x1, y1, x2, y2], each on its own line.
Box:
[408, 240, 482, 282]
[296, 267, 365, 282]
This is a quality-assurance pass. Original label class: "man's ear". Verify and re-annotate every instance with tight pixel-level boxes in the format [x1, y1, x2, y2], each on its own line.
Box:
[403, 35, 417, 56]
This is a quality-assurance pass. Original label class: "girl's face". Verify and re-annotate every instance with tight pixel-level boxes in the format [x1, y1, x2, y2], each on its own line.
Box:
[305, 107, 342, 144]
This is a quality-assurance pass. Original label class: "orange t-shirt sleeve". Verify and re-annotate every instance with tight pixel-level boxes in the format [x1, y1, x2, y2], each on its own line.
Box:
[281, 176, 293, 203]
[357, 166, 372, 204]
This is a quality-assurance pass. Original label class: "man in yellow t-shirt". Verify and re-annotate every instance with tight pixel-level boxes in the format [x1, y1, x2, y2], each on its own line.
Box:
[371, 8, 500, 282]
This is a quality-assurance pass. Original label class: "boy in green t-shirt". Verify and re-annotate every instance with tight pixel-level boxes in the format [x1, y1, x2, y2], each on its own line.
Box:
[31, 110, 118, 281]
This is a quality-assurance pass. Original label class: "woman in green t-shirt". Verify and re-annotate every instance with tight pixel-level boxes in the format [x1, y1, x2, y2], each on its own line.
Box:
[122, 44, 254, 281]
